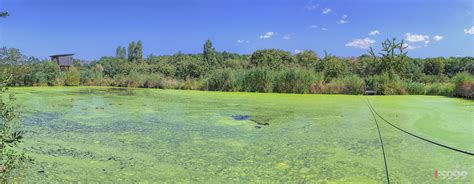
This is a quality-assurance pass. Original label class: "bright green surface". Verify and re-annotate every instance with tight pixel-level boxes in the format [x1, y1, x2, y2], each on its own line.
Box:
[11, 87, 474, 183]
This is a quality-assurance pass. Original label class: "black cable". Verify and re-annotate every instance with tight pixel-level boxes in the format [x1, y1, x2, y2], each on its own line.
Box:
[366, 98, 474, 156]
[366, 101, 391, 184]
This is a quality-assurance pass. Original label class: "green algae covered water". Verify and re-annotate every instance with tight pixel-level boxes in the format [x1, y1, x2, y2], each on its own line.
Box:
[11, 87, 474, 183]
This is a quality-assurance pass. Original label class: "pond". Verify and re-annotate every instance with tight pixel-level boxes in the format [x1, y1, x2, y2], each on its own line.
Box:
[12, 87, 474, 183]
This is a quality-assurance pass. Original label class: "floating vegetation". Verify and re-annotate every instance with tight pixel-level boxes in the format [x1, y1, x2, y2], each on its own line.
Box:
[10, 87, 474, 183]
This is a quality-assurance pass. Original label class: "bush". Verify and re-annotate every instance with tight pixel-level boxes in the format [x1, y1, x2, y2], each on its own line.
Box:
[318, 75, 364, 94]
[273, 68, 318, 94]
[205, 69, 236, 91]
[321, 80, 344, 94]
[54, 73, 66, 86]
[426, 83, 455, 96]
[65, 67, 81, 86]
[179, 79, 205, 90]
[143, 74, 162, 88]
[250, 49, 294, 70]
[239, 67, 273, 92]
[339, 75, 364, 95]
[406, 82, 426, 95]
[452, 72, 474, 98]
[158, 78, 180, 89]
[373, 73, 407, 95]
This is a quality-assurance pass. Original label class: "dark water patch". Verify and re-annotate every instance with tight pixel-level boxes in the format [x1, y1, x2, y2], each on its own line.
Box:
[27, 144, 96, 159]
[65, 88, 136, 96]
[22, 112, 63, 125]
[231, 115, 250, 121]
[230, 115, 270, 128]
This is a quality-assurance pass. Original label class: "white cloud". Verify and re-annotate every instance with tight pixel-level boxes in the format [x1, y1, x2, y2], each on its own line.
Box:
[294, 49, 303, 54]
[322, 8, 332, 14]
[345, 38, 375, 49]
[305, 5, 318, 11]
[369, 30, 380, 36]
[433, 35, 443, 41]
[405, 33, 429, 42]
[304, 0, 319, 11]
[283, 34, 291, 40]
[321, 27, 328, 31]
[237, 40, 249, 43]
[259, 32, 275, 39]
[309, 25, 318, 29]
[337, 20, 348, 24]
[464, 26, 474, 35]
[336, 14, 348, 24]
[402, 43, 420, 50]
[424, 40, 430, 45]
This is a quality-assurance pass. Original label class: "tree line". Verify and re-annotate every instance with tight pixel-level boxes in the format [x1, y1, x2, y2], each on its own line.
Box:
[0, 39, 473, 98]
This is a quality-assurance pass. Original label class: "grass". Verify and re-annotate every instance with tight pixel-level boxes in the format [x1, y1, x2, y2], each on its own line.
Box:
[10, 87, 474, 183]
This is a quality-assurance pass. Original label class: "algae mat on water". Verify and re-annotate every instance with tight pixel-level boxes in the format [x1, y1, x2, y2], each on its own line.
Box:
[11, 87, 474, 183]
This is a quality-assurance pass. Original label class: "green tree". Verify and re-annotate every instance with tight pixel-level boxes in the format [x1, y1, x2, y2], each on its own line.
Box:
[135, 41, 143, 63]
[322, 56, 349, 81]
[203, 40, 217, 66]
[0, 11, 8, 18]
[368, 38, 408, 76]
[294, 50, 320, 69]
[423, 57, 445, 76]
[250, 49, 293, 70]
[127, 41, 136, 62]
[0, 75, 31, 182]
[115, 46, 126, 59]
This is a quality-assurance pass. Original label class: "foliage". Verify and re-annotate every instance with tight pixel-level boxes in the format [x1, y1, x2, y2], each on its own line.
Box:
[65, 67, 81, 86]
[272, 68, 318, 94]
[0, 74, 31, 183]
[339, 75, 365, 95]
[373, 73, 407, 95]
[452, 72, 474, 98]
[423, 57, 445, 76]
[0, 37, 473, 98]
[294, 50, 320, 68]
[115, 46, 126, 59]
[205, 69, 235, 91]
[368, 38, 408, 76]
[405, 82, 426, 95]
[203, 40, 217, 66]
[0, 12, 8, 18]
[250, 49, 293, 70]
[425, 83, 455, 96]
[239, 67, 274, 92]
[322, 56, 349, 81]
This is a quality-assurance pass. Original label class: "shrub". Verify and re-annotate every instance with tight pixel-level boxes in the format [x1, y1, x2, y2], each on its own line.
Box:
[205, 69, 235, 91]
[65, 67, 81, 86]
[452, 72, 474, 98]
[339, 75, 364, 95]
[426, 83, 455, 96]
[419, 74, 449, 83]
[373, 73, 407, 95]
[273, 68, 317, 94]
[406, 82, 426, 95]
[179, 79, 205, 90]
[54, 73, 66, 86]
[321, 80, 344, 94]
[250, 49, 294, 70]
[322, 56, 349, 81]
[143, 74, 162, 88]
[240, 67, 274, 92]
[159, 78, 180, 89]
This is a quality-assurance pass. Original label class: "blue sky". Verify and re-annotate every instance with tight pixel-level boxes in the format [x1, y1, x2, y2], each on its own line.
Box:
[1, 0, 473, 60]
